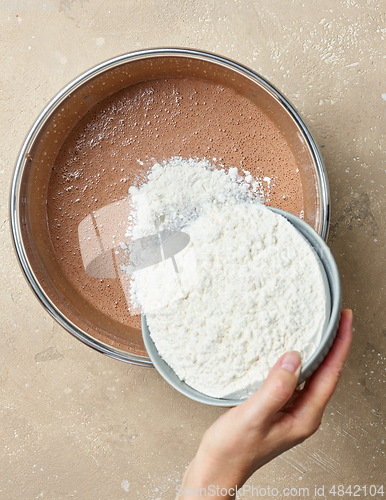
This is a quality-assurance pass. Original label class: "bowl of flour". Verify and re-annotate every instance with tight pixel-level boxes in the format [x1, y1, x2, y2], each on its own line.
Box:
[139, 196, 340, 406]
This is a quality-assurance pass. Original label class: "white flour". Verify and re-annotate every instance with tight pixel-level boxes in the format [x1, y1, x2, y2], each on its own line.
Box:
[127, 157, 261, 240]
[126, 159, 327, 399]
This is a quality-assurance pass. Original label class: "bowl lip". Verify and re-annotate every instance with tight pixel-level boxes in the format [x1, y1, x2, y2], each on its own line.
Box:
[142, 206, 341, 406]
[10, 47, 330, 367]
[269, 207, 341, 382]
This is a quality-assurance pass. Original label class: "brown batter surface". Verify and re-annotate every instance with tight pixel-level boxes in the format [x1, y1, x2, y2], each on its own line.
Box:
[47, 77, 304, 330]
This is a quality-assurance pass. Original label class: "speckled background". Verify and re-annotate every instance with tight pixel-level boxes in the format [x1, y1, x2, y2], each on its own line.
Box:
[1, 1, 385, 499]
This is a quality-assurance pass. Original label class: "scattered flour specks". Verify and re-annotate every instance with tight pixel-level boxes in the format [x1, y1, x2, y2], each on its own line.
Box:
[121, 479, 130, 492]
[55, 50, 67, 65]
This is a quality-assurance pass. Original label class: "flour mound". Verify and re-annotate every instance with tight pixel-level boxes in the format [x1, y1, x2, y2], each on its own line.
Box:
[127, 157, 261, 240]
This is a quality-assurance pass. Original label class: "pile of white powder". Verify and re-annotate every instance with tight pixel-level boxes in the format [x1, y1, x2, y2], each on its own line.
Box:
[125, 158, 327, 399]
[127, 157, 262, 239]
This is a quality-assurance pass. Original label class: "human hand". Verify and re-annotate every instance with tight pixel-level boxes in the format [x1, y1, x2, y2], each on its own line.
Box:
[177, 309, 353, 499]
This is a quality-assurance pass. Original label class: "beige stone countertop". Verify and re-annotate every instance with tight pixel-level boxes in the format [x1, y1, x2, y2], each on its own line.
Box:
[1, 1, 385, 499]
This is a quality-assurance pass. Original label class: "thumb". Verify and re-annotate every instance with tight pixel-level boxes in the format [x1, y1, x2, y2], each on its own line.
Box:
[242, 351, 302, 424]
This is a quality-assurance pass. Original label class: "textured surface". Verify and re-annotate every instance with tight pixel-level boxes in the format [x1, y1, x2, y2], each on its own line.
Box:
[1, 1, 386, 498]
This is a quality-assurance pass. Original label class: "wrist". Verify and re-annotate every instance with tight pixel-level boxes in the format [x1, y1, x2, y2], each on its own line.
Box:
[176, 481, 239, 499]
[177, 453, 247, 499]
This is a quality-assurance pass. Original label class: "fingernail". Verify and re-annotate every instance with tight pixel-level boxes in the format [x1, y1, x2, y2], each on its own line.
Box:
[281, 351, 301, 374]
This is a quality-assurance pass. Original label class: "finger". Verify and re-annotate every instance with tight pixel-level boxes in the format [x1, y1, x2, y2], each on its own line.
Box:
[241, 351, 302, 427]
[289, 309, 353, 425]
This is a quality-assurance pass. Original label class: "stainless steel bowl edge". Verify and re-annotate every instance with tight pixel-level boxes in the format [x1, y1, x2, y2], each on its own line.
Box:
[10, 48, 330, 367]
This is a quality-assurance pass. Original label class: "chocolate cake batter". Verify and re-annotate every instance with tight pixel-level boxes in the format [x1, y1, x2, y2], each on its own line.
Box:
[47, 78, 304, 331]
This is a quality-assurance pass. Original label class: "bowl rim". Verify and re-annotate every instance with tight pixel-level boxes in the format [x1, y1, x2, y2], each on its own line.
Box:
[10, 48, 330, 367]
[142, 206, 341, 406]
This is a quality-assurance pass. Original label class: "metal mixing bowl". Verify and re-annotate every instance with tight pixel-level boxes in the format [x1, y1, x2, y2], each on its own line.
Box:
[142, 207, 341, 406]
[10, 48, 330, 365]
